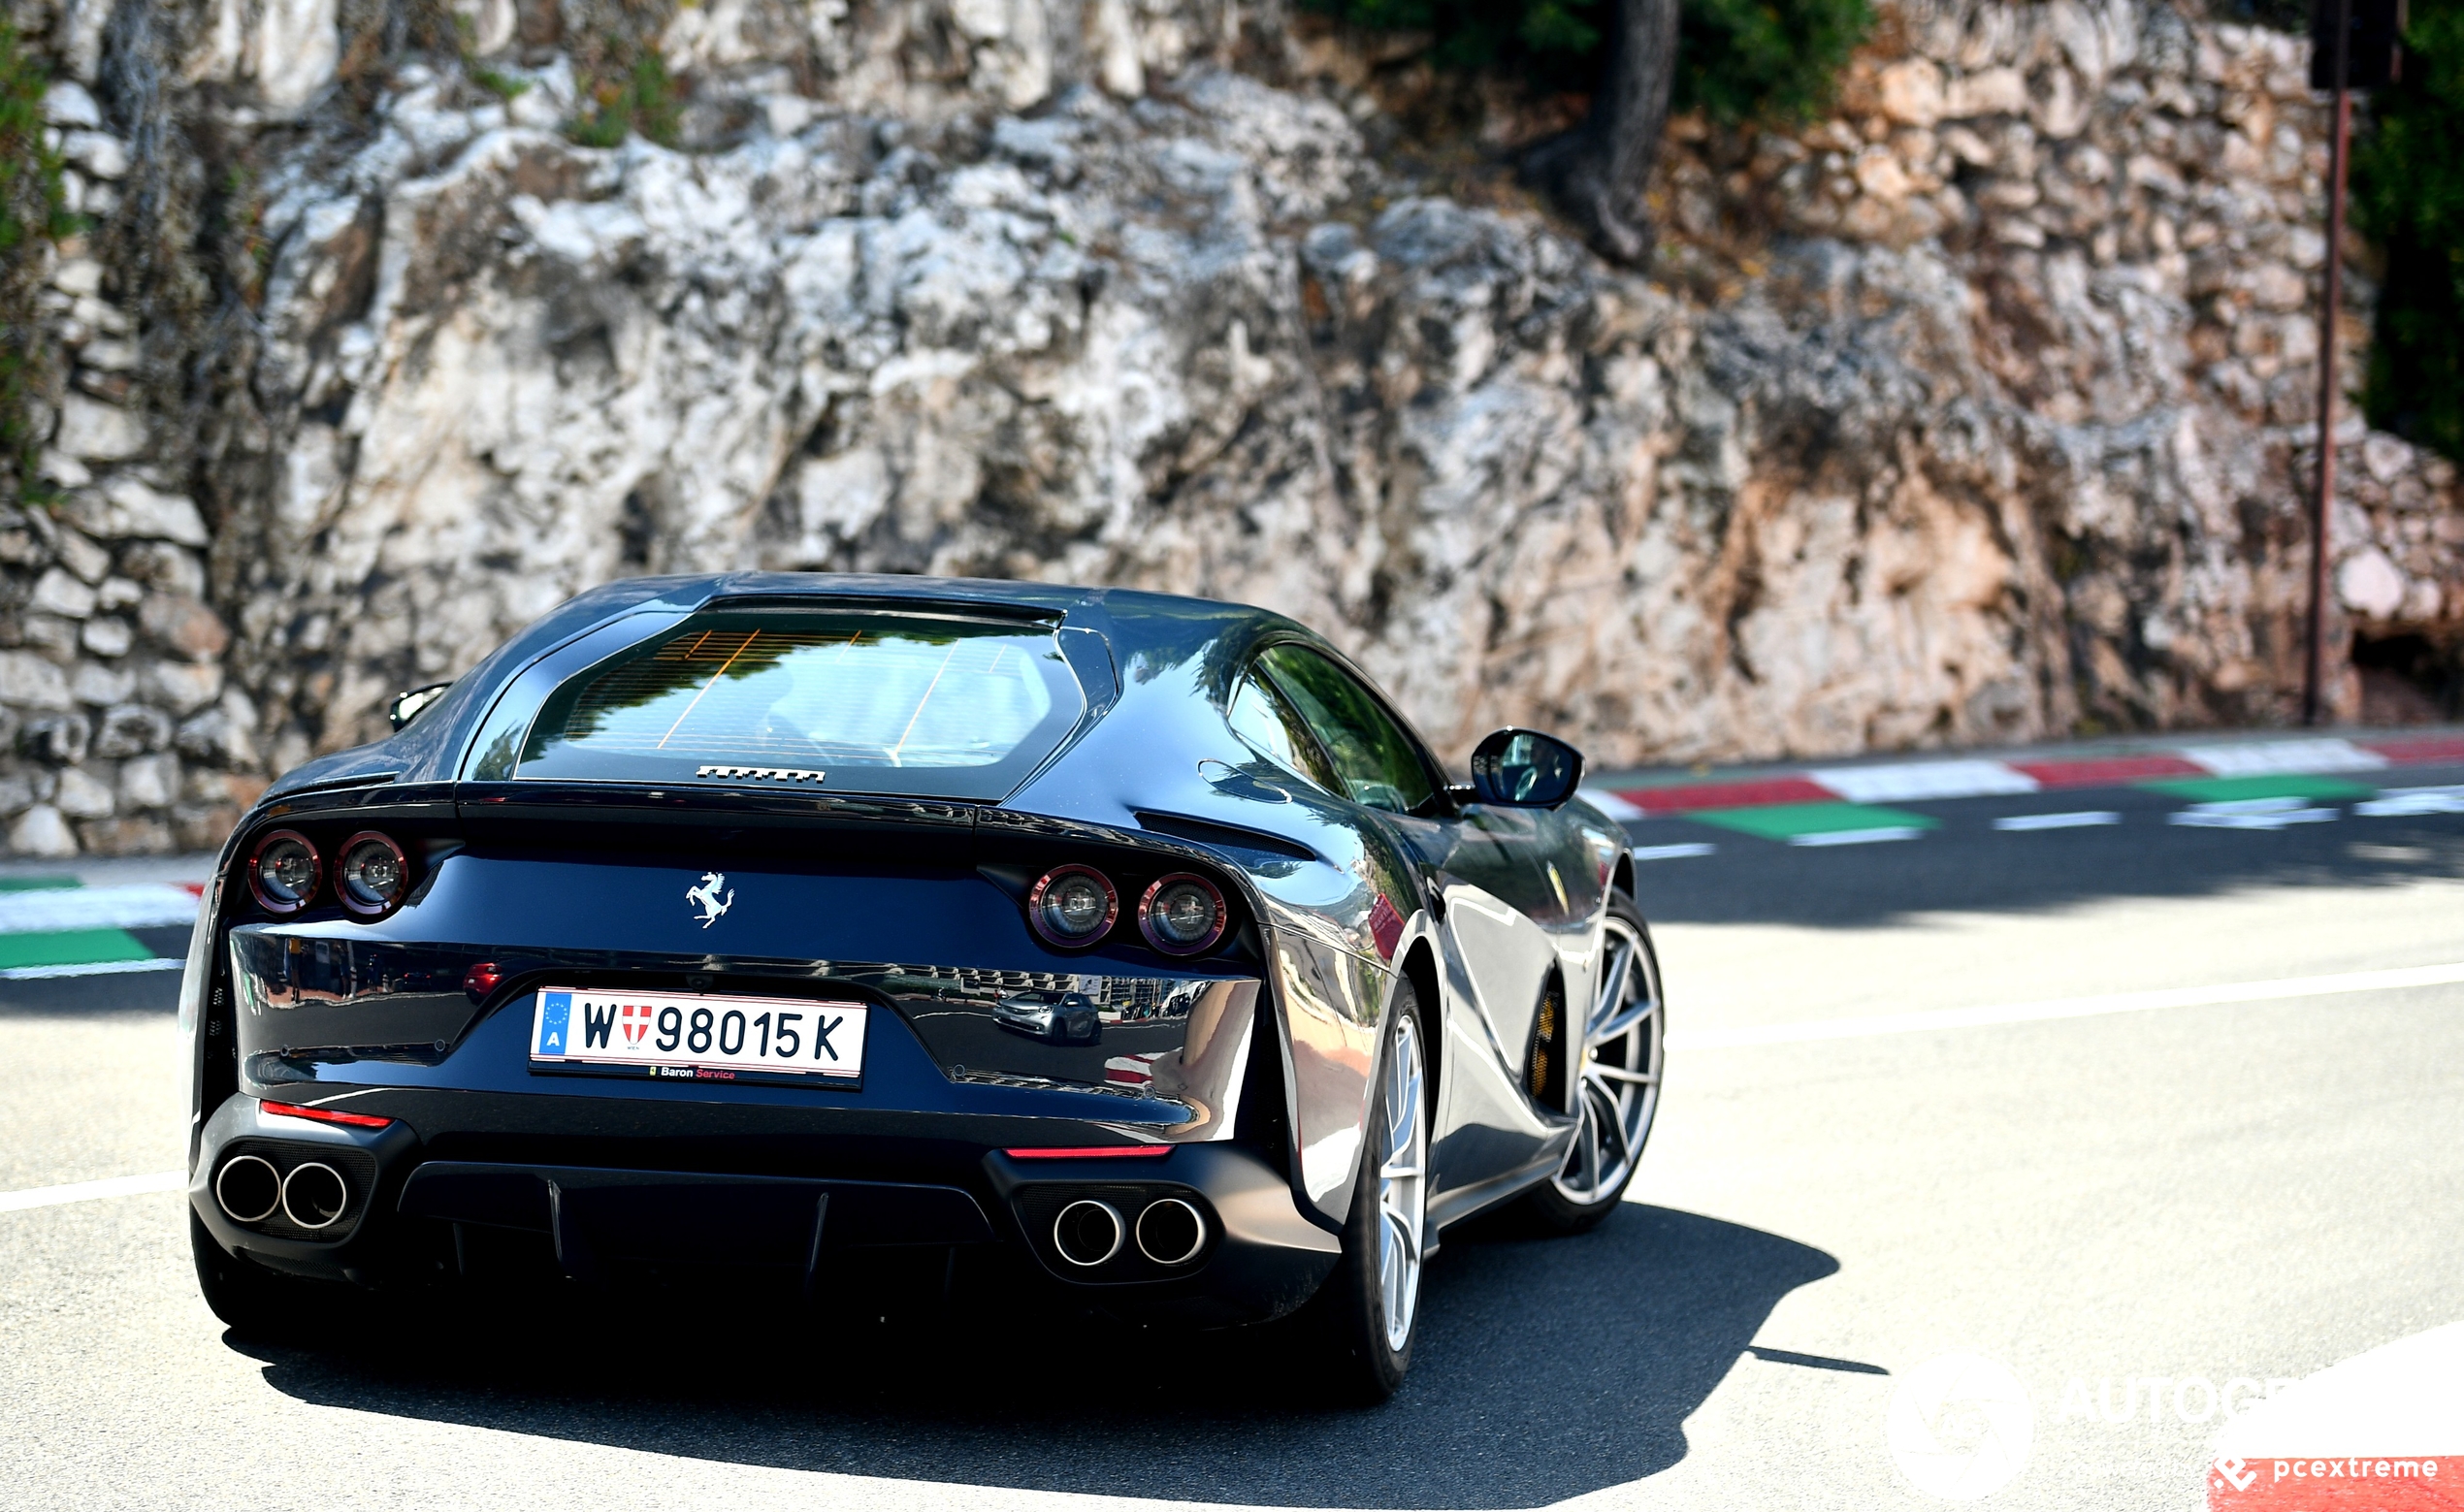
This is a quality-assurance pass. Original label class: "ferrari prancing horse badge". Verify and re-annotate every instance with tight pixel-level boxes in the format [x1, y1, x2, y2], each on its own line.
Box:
[686, 871, 734, 928]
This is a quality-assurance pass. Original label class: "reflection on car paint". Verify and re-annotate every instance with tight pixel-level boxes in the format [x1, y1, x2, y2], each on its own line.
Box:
[1274, 931, 1383, 1211]
[228, 926, 1260, 1140]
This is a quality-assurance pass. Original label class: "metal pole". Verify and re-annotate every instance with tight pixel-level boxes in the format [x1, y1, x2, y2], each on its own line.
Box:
[2304, 0, 2353, 726]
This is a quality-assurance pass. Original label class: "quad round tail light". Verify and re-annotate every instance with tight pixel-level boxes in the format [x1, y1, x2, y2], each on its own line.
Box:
[1139, 873, 1226, 955]
[337, 831, 408, 917]
[247, 830, 321, 915]
[1027, 865, 1118, 949]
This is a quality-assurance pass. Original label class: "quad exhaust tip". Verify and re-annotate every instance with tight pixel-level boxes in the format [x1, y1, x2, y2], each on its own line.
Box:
[213, 1155, 281, 1225]
[1134, 1198, 1205, 1266]
[1052, 1199, 1124, 1267]
[279, 1162, 350, 1231]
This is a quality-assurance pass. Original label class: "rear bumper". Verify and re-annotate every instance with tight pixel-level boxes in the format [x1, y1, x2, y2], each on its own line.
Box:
[189, 1095, 1337, 1327]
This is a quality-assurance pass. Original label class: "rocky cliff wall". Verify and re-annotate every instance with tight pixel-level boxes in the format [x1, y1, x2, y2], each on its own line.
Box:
[0, 0, 2457, 855]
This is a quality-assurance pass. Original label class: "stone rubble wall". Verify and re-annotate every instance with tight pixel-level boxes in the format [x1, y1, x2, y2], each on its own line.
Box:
[1, 68, 261, 858]
[1649, 0, 2461, 724]
[0, 0, 2455, 856]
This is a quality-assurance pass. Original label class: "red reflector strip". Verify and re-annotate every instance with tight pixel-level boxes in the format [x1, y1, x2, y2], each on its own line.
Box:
[1002, 1145, 1171, 1159]
[261, 1099, 393, 1129]
[2364, 734, 2464, 764]
[2009, 755, 2207, 788]
[1614, 777, 1835, 815]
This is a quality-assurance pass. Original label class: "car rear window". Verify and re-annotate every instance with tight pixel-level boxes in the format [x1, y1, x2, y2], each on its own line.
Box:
[512, 610, 1085, 800]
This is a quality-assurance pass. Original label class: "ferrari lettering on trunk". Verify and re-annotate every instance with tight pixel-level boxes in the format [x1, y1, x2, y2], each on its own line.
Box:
[695, 765, 827, 784]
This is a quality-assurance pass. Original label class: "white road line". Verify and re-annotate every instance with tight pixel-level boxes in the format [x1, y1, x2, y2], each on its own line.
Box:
[0, 1170, 184, 1214]
[1668, 961, 2464, 1049]
[1994, 811, 2123, 831]
[1788, 826, 1927, 847]
[2358, 786, 2464, 817]
[0, 957, 186, 980]
[1632, 843, 1716, 861]
[2169, 798, 2339, 830]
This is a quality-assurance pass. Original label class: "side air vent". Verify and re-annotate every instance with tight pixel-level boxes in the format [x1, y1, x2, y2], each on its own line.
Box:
[1526, 977, 1568, 1111]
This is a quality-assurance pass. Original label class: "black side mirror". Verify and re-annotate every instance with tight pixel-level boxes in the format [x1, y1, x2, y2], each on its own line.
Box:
[1467, 728, 1584, 809]
[387, 683, 452, 732]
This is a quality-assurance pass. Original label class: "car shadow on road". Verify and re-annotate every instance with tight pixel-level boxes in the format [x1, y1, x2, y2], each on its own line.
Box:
[240, 1203, 1838, 1508]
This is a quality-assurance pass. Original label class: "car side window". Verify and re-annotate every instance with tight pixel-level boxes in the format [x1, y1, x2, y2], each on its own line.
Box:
[1228, 673, 1340, 791]
[1255, 645, 1438, 815]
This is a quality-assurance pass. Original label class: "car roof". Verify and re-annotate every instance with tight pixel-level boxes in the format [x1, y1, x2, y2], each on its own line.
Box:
[632, 572, 1291, 646]
[265, 574, 1327, 796]
[686, 570, 1208, 610]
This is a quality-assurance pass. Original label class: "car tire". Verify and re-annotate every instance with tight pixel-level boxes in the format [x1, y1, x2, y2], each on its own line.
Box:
[1521, 888, 1665, 1234]
[1305, 980, 1431, 1403]
[190, 1209, 324, 1335]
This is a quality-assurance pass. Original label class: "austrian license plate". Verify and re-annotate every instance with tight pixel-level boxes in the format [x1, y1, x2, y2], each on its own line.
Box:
[529, 986, 867, 1086]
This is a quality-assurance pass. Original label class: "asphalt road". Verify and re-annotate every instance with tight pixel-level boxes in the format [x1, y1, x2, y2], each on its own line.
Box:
[3, 768, 2461, 1511]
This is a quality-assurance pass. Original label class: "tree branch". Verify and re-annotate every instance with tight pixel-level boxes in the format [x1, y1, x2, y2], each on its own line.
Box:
[1521, 0, 1680, 265]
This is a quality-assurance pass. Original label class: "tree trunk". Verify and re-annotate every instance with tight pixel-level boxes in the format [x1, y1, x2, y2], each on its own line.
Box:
[1521, 0, 1681, 266]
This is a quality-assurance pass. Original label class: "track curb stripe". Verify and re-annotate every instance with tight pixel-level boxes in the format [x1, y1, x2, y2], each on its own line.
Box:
[0, 880, 204, 978]
[1610, 735, 2462, 816]
[0, 884, 203, 935]
[1669, 961, 2464, 1049]
[0, 957, 187, 980]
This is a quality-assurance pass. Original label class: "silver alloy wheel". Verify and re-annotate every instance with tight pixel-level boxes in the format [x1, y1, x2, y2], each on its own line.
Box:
[1376, 1013, 1429, 1352]
[1549, 913, 1664, 1205]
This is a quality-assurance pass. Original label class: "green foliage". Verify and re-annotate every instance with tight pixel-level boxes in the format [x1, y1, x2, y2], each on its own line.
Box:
[471, 67, 533, 101]
[1515, 0, 1602, 57]
[0, 30, 75, 263]
[1304, 0, 1599, 75]
[0, 21, 78, 506]
[2213, 0, 2311, 33]
[568, 53, 681, 148]
[1674, 0, 1871, 124]
[2355, 0, 2464, 461]
[1307, 0, 1870, 125]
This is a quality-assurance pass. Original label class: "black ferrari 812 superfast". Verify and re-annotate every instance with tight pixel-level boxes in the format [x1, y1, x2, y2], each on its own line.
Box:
[182, 574, 1664, 1398]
